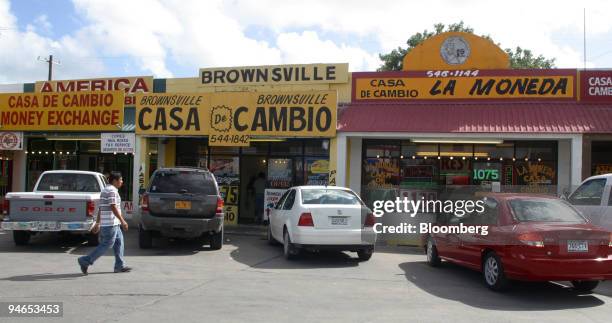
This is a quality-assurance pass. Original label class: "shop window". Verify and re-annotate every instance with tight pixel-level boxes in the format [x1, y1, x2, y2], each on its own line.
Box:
[29, 138, 54, 152]
[210, 146, 239, 155]
[269, 141, 302, 155]
[591, 141, 612, 175]
[242, 142, 270, 155]
[400, 158, 439, 189]
[514, 160, 557, 186]
[80, 140, 101, 153]
[304, 140, 329, 156]
[364, 140, 400, 158]
[176, 138, 207, 167]
[476, 143, 514, 159]
[414, 144, 438, 157]
[363, 158, 400, 188]
[515, 141, 556, 161]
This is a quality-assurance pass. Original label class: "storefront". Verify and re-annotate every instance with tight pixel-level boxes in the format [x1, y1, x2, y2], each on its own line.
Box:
[135, 63, 349, 224]
[0, 76, 153, 218]
[334, 32, 612, 207]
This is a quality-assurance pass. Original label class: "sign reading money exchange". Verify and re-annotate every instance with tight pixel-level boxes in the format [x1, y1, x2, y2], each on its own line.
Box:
[353, 69, 576, 102]
[135, 91, 337, 146]
[0, 91, 124, 131]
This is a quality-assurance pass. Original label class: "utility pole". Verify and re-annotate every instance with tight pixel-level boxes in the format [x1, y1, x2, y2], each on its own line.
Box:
[583, 8, 587, 70]
[37, 55, 61, 80]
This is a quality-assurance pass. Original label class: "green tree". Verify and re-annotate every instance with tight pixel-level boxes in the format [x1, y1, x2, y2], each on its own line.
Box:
[378, 22, 555, 71]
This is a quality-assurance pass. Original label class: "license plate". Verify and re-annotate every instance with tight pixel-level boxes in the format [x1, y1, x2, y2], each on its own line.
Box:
[567, 240, 588, 252]
[175, 201, 192, 210]
[36, 221, 59, 231]
[330, 217, 348, 225]
[67, 223, 82, 230]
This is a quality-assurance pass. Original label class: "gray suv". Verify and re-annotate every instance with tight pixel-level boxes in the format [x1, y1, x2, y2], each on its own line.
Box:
[137, 167, 224, 249]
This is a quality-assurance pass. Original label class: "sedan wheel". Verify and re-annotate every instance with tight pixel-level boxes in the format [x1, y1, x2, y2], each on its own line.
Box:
[283, 230, 299, 260]
[426, 237, 441, 267]
[571, 280, 599, 293]
[483, 252, 508, 291]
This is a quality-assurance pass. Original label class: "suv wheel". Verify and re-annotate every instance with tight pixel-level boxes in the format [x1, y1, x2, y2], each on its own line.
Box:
[571, 280, 599, 293]
[13, 231, 30, 246]
[87, 233, 99, 246]
[483, 252, 509, 291]
[138, 226, 153, 249]
[210, 228, 223, 250]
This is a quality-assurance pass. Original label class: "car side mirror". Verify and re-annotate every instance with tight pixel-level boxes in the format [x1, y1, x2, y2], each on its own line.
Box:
[560, 189, 570, 200]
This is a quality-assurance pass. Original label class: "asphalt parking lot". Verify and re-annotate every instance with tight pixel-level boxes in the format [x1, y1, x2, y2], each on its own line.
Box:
[0, 228, 610, 323]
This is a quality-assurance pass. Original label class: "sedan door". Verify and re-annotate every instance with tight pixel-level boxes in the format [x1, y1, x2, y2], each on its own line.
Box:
[270, 190, 290, 240]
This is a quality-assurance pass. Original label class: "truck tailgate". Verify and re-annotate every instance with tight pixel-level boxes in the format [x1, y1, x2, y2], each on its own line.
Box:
[9, 198, 91, 222]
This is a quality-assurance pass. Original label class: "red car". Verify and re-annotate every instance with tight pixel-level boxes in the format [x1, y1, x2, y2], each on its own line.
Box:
[425, 194, 612, 292]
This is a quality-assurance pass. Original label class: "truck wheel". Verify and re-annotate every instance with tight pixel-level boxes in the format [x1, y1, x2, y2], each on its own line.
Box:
[13, 231, 30, 246]
[87, 233, 99, 246]
[357, 248, 373, 261]
[210, 229, 223, 250]
[138, 226, 153, 249]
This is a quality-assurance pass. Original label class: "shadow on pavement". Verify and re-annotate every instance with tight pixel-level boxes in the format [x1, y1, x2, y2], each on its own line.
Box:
[399, 261, 606, 311]
[0, 272, 114, 281]
[228, 235, 361, 269]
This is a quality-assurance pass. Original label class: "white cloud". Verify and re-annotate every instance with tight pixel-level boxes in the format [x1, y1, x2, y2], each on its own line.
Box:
[2, 0, 612, 84]
[0, 0, 105, 83]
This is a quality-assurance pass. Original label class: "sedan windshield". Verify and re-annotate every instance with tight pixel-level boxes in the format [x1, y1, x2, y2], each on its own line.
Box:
[301, 189, 363, 205]
[509, 198, 586, 223]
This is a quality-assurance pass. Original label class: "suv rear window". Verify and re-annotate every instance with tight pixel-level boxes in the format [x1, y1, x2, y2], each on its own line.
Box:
[37, 174, 101, 192]
[150, 171, 217, 195]
[301, 189, 363, 205]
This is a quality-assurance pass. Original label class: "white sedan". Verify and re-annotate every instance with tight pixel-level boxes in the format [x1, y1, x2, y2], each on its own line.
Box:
[267, 186, 377, 261]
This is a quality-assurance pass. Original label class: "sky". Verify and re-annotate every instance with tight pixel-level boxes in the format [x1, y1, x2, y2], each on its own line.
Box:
[1, 0, 612, 83]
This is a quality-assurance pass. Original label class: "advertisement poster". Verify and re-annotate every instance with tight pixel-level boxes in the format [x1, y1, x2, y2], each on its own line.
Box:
[101, 133, 135, 153]
[268, 159, 292, 188]
[306, 158, 329, 185]
[209, 157, 239, 185]
[0, 131, 23, 150]
[264, 188, 287, 222]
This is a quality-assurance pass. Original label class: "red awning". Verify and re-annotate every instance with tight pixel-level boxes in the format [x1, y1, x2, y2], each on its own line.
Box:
[337, 101, 612, 133]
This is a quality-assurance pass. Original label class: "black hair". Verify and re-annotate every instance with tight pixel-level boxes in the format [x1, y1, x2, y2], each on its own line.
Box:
[258, 172, 265, 178]
[108, 171, 122, 183]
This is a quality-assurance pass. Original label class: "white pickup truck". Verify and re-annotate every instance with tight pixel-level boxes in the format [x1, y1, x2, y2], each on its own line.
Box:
[565, 173, 612, 231]
[1, 170, 106, 246]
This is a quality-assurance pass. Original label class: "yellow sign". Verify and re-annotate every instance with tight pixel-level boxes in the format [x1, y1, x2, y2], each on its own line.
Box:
[0, 91, 124, 131]
[200, 63, 349, 86]
[219, 184, 239, 225]
[135, 93, 208, 135]
[403, 32, 510, 71]
[354, 74, 575, 101]
[223, 205, 238, 225]
[36, 76, 153, 106]
[209, 91, 337, 137]
[209, 134, 250, 146]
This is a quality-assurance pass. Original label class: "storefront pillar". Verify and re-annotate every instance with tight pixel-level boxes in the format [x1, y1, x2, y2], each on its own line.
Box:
[335, 134, 348, 187]
[558, 139, 571, 194]
[11, 150, 26, 192]
[133, 136, 145, 217]
[157, 139, 166, 168]
[571, 135, 583, 188]
[348, 137, 362, 195]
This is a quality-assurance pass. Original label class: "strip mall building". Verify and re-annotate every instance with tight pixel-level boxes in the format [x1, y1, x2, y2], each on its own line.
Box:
[1, 31, 612, 223]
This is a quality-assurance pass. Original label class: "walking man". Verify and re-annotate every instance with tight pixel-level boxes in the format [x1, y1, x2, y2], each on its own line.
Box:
[78, 172, 132, 274]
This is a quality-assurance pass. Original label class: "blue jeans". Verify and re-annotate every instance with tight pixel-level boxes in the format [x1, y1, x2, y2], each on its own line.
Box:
[78, 225, 125, 271]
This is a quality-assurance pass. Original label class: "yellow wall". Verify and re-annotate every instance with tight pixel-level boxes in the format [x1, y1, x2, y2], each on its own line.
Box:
[164, 76, 352, 103]
[164, 138, 176, 167]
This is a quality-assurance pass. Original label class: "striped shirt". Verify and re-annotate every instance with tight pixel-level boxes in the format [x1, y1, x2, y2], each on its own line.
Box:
[99, 184, 121, 227]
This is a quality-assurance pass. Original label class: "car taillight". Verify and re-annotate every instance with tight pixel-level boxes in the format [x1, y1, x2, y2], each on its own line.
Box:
[86, 201, 95, 217]
[518, 232, 545, 248]
[364, 213, 376, 227]
[2, 199, 9, 216]
[608, 233, 612, 248]
[216, 197, 224, 217]
[298, 212, 314, 226]
[141, 194, 149, 212]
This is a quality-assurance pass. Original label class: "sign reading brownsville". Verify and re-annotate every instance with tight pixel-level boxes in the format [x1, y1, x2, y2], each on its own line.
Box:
[352, 69, 577, 102]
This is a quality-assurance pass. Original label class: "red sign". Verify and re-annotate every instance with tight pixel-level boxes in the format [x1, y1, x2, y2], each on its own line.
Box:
[580, 70, 612, 102]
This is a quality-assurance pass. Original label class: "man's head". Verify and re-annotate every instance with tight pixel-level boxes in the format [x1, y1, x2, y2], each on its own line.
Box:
[108, 171, 123, 189]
